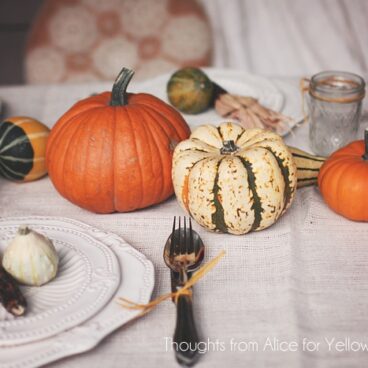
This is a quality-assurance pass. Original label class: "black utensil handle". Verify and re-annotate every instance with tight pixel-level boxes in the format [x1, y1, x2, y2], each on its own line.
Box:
[174, 293, 200, 366]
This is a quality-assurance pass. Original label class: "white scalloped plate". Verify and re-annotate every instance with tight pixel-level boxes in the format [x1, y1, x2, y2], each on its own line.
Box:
[0, 217, 154, 368]
[0, 219, 121, 347]
[138, 67, 291, 133]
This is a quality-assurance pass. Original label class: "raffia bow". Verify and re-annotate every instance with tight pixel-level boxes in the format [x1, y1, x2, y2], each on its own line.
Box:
[117, 250, 226, 316]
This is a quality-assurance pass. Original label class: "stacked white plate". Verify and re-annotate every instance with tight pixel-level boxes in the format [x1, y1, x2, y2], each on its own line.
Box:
[0, 217, 154, 368]
[137, 68, 304, 136]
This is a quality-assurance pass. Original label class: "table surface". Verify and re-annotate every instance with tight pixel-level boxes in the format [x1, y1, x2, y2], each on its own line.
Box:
[0, 77, 368, 368]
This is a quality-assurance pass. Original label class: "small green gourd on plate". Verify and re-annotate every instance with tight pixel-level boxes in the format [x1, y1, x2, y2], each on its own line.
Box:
[167, 67, 216, 114]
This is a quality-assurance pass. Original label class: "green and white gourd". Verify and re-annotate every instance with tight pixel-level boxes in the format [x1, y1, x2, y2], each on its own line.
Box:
[172, 122, 297, 235]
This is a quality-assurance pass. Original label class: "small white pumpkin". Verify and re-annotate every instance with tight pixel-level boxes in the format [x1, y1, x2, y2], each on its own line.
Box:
[2, 225, 59, 286]
[172, 122, 297, 235]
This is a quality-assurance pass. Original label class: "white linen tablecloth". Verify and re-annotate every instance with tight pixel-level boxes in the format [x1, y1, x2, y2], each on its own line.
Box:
[0, 78, 368, 368]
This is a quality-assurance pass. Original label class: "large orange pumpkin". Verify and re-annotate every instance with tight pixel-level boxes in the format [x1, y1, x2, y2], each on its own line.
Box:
[318, 129, 368, 221]
[46, 67, 190, 213]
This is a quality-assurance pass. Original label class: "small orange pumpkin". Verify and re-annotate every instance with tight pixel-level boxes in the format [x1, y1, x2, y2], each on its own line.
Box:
[318, 129, 368, 221]
[46, 67, 190, 213]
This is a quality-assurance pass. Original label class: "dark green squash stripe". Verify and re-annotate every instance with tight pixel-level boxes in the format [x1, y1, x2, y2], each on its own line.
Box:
[263, 147, 294, 211]
[0, 121, 34, 180]
[238, 156, 263, 231]
[0, 155, 32, 178]
[296, 167, 320, 171]
[211, 159, 228, 233]
[217, 126, 224, 139]
[0, 121, 18, 147]
[0, 158, 29, 175]
[191, 137, 218, 150]
[0, 142, 33, 176]
[291, 152, 325, 162]
[236, 129, 247, 143]
[181, 148, 212, 154]
[297, 177, 318, 182]
[0, 165, 14, 180]
[0, 124, 31, 155]
[0, 161, 24, 180]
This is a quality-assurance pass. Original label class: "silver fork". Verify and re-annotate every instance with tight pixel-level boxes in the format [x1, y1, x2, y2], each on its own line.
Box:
[163, 216, 205, 366]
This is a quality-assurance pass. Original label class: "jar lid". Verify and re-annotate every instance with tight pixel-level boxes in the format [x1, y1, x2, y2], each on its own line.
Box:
[310, 70, 365, 103]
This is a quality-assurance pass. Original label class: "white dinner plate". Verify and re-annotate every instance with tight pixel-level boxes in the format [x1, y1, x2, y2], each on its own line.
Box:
[0, 217, 154, 368]
[0, 219, 121, 346]
[271, 78, 305, 136]
[136, 67, 296, 134]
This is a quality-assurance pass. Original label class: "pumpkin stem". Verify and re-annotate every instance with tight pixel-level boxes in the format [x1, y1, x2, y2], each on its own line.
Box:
[363, 128, 368, 160]
[110, 67, 135, 106]
[18, 225, 30, 235]
[220, 140, 238, 154]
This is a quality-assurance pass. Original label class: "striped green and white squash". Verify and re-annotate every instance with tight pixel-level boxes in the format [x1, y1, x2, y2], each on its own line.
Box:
[172, 122, 297, 235]
[288, 146, 326, 188]
[0, 116, 50, 182]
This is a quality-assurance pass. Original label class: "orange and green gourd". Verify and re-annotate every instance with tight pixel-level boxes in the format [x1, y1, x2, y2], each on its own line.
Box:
[0, 116, 50, 182]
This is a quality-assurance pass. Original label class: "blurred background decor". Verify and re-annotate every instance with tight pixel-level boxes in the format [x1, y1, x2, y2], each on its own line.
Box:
[1, 0, 368, 85]
[25, 0, 212, 83]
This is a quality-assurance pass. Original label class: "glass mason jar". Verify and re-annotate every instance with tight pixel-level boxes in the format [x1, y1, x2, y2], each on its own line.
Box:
[308, 71, 365, 156]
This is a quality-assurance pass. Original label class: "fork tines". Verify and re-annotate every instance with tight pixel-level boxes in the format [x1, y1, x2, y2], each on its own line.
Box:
[170, 216, 197, 258]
